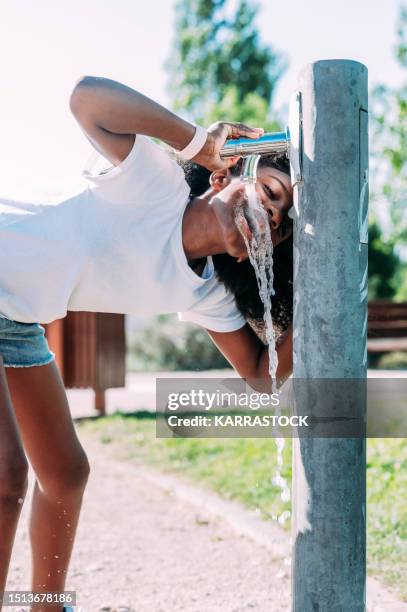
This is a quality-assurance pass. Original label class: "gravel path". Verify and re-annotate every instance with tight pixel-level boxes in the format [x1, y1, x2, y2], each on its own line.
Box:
[7, 430, 290, 612]
[7, 428, 406, 612]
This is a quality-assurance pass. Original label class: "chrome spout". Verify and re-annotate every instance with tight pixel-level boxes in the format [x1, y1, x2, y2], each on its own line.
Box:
[220, 128, 290, 159]
[241, 154, 261, 184]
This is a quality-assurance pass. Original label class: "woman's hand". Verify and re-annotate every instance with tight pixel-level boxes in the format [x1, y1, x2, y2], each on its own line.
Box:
[193, 122, 264, 172]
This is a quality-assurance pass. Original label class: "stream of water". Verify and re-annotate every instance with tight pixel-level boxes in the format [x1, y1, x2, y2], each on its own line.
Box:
[235, 181, 278, 381]
[235, 179, 291, 525]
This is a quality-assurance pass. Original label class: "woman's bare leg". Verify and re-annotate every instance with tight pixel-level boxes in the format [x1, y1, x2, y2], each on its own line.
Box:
[0, 356, 29, 594]
[6, 361, 90, 612]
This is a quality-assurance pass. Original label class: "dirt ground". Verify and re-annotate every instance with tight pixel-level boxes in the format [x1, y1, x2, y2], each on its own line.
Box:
[6, 426, 407, 612]
[6, 430, 291, 612]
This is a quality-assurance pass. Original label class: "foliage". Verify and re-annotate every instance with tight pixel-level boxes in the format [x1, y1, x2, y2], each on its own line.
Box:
[367, 438, 407, 597]
[203, 84, 281, 130]
[127, 315, 229, 371]
[368, 221, 402, 299]
[377, 350, 407, 369]
[148, 0, 287, 371]
[369, 6, 407, 299]
[167, 0, 286, 128]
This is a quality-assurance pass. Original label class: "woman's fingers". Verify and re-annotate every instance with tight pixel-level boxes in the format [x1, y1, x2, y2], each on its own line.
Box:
[226, 123, 264, 140]
[197, 122, 265, 171]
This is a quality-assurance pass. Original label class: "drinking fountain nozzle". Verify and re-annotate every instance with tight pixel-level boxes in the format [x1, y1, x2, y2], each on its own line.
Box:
[219, 128, 291, 159]
[221, 92, 302, 193]
[220, 128, 291, 185]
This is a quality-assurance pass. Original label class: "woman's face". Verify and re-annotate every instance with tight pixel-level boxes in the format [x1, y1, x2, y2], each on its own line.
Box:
[208, 165, 293, 260]
[255, 166, 293, 245]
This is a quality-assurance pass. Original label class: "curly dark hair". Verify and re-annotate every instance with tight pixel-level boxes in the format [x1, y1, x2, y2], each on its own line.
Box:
[179, 155, 293, 335]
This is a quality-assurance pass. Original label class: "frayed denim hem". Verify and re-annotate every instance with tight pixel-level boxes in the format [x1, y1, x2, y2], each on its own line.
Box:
[2, 353, 55, 368]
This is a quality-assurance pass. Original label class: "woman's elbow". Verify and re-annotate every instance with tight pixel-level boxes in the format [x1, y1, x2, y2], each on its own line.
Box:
[69, 75, 99, 116]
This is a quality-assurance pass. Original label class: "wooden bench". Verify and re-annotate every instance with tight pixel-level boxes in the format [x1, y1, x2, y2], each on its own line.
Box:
[368, 301, 407, 354]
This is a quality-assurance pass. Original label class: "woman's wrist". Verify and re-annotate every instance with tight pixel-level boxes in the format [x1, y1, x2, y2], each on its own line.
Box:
[160, 119, 197, 152]
[176, 125, 209, 160]
[190, 132, 215, 167]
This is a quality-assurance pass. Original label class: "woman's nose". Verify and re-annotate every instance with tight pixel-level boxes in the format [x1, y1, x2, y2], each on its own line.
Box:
[268, 207, 283, 229]
[257, 190, 283, 229]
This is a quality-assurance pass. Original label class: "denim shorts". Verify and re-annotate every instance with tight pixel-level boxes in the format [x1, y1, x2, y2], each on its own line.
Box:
[0, 316, 55, 368]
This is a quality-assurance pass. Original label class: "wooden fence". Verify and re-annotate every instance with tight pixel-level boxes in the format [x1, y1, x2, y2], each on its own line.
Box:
[44, 312, 125, 414]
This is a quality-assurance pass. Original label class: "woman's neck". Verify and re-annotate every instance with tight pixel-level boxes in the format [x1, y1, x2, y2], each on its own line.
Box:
[182, 190, 225, 262]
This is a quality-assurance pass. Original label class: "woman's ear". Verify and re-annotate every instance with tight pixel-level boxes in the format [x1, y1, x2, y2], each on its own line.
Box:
[209, 169, 232, 192]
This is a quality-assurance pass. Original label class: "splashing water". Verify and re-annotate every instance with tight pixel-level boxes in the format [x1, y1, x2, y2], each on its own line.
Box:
[235, 181, 278, 381]
[235, 182, 278, 381]
[234, 175, 291, 521]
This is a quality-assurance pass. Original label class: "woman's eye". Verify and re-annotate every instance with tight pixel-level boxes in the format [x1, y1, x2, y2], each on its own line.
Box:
[264, 185, 275, 199]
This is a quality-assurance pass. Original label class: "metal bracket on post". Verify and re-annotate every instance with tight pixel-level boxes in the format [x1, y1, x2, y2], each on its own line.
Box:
[288, 91, 303, 187]
[359, 108, 369, 245]
[287, 91, 303, 222]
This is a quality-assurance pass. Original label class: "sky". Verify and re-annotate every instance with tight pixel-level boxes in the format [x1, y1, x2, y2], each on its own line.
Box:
[0, 0, 404, 198]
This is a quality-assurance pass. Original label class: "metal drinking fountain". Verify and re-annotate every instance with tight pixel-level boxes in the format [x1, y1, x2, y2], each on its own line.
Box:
[219, 92, 303, 187]
[220, 129, 291, 184]
[219, 128, 291, 159]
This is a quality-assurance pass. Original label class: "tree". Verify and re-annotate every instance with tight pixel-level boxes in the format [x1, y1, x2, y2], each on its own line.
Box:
[369, 6, 407, 299]
[368, 222, 402, 300]
[129, 0, 286, 372]
[127, 315, 229, 371]
[167, 0, 286, 128]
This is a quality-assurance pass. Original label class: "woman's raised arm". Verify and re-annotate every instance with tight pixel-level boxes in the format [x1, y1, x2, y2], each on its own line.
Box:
[69, 75, 264, 168]
[69, 75, 196, 165]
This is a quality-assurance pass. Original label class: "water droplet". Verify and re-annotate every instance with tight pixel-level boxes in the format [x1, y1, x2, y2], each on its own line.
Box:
[17, 497, 24, 504]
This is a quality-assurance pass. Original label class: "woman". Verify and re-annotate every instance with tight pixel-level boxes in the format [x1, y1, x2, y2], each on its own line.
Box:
[0, 75, 293, 611]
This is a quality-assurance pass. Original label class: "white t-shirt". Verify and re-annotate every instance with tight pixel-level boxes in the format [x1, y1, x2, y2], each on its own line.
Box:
[0, 135, 246, 332]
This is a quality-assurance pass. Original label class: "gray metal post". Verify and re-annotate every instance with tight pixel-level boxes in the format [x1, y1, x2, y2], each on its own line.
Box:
[292, 60, 368, 611]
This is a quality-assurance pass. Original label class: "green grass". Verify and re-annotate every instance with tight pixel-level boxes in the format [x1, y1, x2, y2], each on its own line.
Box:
[366, 438, 407, 596]
[78, 413, 407, 601]
[377, 351, 407, 370]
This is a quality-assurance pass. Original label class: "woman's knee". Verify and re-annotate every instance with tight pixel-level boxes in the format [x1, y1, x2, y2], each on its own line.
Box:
[39, 450, 90, 498]
[0, 456, 29, 500]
